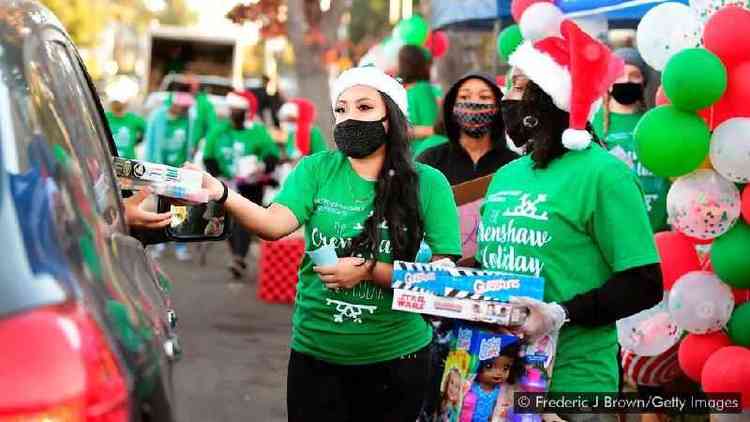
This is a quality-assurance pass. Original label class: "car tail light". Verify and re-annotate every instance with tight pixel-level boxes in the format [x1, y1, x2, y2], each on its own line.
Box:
[0, 303, 130, 421]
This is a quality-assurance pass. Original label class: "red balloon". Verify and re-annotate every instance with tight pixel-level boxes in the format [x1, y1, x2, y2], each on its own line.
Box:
[511, 0, 552, 22]
[679, 332, 733, 382]
[427, 31, 449, 58]
[734, 288, 750, 306]
[704, 6, 750, 68]
[742, 185, 750, 224]
[701, 346, 750, 409]
[655, 231, 703, 290]
[675, 230, 714, 246]
[655, 85, 670, 106]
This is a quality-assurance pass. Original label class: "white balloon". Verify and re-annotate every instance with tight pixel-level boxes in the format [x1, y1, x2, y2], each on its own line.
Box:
[636, 2, 703, 71]
[617, 296, 683, 356]
[520, 2, 563, 41]
[666, 169, 741, 240]
[710, 118, 750, 183]
[668, 271, 734, 334]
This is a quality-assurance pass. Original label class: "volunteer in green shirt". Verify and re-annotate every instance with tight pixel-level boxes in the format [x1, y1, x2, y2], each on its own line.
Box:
[487, 25, 662, 406]
[144, 92, 193, 168]
[203, 92, 280, 279]
[195, 67, 461, 422]
[398, 45, 440, 156]
[592, 48, 670, 232]
[106, 98, 146, 159]
[278, 98, 328, 161]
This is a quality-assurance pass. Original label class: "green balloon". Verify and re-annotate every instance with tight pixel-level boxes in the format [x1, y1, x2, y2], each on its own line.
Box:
[396, 16, 429, 46]
[663, 48, 727, 112]
[728, 303, 750, 347]
[712, 221, 750, 288]
[634, 105, 711, 177]
[498, 25, 523, 62]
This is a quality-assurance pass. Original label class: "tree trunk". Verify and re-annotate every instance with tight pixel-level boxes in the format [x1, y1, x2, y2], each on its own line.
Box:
[286, 0, 346, 142]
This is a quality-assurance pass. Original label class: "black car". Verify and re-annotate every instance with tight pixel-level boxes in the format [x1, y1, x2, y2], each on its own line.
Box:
[0, 2, 227, 420]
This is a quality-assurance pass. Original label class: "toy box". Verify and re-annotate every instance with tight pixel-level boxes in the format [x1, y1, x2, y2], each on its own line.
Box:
[437, 322, 558, 422]
[391, 261, 544, 325]
[113, 157, 209, 202]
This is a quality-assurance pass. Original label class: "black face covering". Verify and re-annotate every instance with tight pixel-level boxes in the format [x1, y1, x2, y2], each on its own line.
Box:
[452, 101, 498, 139]
[610, 82, 644, 106]
[334, 117, 388, 159]
[501, 100, 532, 148]
[230, 109, 246, 129]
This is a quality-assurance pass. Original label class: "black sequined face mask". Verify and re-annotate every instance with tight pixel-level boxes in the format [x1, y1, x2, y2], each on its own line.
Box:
[334, 117, 388, 158]
[452, 101, 498, 138]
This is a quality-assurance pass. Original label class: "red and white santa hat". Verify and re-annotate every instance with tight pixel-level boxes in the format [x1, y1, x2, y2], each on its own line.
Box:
[509, 19, 624, 150]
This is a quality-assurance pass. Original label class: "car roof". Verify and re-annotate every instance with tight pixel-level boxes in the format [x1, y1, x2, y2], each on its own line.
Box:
[0, 1, 69, 50]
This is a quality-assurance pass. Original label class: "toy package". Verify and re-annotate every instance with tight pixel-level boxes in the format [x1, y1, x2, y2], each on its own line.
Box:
[391, 261, 544, 325]
[437, 322, 558, 422]
[113, 157, 209, 203]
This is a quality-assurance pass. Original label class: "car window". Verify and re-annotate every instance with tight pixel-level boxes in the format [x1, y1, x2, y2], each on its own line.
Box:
[28, 36, 125, 232]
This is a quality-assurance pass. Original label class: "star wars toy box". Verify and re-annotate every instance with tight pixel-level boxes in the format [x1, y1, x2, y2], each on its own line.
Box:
[391, 261, 544, 325]
[436, 322, 558, 422]
[113, 157, 209, 202]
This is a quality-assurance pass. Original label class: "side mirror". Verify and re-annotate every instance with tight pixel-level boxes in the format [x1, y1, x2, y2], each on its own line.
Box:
[157, 196, 231, 242]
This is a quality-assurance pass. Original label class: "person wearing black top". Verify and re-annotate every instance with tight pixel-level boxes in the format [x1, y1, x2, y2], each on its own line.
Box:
[416, 72, 517, 185]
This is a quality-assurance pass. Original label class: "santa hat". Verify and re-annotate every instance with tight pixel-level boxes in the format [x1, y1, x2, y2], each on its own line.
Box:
[289, 98, 317, 156]
[330, 66, 408, 117]
[226, 92, 250, 110]
[509, 19, 624, 150]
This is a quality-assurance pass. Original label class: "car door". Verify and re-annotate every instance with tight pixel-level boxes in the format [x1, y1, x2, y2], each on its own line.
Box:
[24, 25, 177, 415]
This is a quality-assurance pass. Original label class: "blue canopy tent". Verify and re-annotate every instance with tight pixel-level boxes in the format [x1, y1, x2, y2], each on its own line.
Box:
[431, 0, 690, 30]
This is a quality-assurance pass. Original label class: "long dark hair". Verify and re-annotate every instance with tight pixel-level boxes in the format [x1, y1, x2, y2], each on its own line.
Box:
[398, 45, 431, 84]
[349, 93, 424, 261]
[521, 81, 599, 169]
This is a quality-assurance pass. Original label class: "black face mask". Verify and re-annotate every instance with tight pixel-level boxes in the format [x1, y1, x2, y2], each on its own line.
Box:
[501, 99, 534, 148]
[334, 117, 388, 159]
[610, 82, 644, 106]
[230, 109, 246, 129]
[452, 101, 498, 139]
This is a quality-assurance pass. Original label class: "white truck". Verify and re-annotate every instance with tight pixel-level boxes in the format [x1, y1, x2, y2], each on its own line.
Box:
[141, 24, 245, 117]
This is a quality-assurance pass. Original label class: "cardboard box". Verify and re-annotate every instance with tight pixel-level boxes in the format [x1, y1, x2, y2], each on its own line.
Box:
[437, 323, 558, 422]
[391, 261, 544, 324]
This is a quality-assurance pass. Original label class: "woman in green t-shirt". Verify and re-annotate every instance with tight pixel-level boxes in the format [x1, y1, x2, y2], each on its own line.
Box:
[398, 45, 440, 156]
[485, 22, 663, 410]
[195, 67, 461, 422]
[592, 48, 670, 232]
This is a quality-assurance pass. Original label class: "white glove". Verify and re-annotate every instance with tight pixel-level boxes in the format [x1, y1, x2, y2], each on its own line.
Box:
[510, 296, 567, 339]
[431, 258, 456, 268]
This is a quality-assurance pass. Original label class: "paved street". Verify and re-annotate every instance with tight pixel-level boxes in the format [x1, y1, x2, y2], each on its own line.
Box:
[156, 242, 293, 422]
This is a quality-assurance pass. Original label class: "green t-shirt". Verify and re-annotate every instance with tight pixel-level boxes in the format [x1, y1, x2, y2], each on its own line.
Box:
[274, 151, 462, 365]
[204, 120, 279, 178]
[476, 145, 659, 392]
[412, 134, 449, 158]
[160, 116, 191, 168]
[285, 126, 328, 159]
[593, 109, 670, 231]
[406, 81, 440, 156]
[106, 112, 146, 159]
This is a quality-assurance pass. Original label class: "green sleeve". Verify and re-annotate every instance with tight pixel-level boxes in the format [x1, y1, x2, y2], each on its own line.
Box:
[251, 126, 280, 160]
[418, 165, 462, 257]
[590, 163, 660, 272]
[203, 125, 222, 160]
[311, 127, 329, 153]
[273, 155, 320, 225]
[592, 107, 605, 140]
[407, 83, 439, 127]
